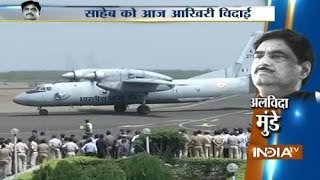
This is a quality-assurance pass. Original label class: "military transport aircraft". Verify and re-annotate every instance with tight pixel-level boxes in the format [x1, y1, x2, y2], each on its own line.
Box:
[13, 31, 262, 115]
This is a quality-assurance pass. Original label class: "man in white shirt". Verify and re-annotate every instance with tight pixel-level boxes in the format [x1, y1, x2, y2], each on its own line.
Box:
[203, 131, 213, 158]
[48, 135, 62, 159]
[62, 137, 79, 157]
[15, 138, 28, 173]
[237, 128, 248, 159]
[84, 119, 93, 135]
[28, 137, 38, 168]
[4, 139, 13, 175]
[92, 134, 99, 144]
[212, 130, 225, 158]
[178, 129, 189, 158]
[251, 29, 319, 102]
[131, 130, 141, 154]
[227, 132, 240, 159]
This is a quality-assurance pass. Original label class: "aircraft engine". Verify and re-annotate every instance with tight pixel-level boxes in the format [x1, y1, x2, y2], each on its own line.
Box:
[83, 70, 105, 81]
[62, 71, 83, 80]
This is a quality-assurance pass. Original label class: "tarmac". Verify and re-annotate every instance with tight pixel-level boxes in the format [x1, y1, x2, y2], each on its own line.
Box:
[0, 82, 254, 141]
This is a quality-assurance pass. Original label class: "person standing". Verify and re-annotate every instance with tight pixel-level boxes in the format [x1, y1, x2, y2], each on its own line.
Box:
[81, 139, 97, 157]
[0, 144, 12, 178]
[237, 128, 248, 159]
[203, 131, 213, 158]
[228, 132, 240, 159]
[30, 130, 39, 143]
[62, 137, 79, 157]
[178, 129, 189, 158]
[37, 139, 50, 164]
[189, 130, 205, 158]
[28, 137, 38, 168]
[116, 135, 130, 158]
[16, 138, 29, 173]
[4, 139, 13, 175]
[105, 131, 116, 158]
[83, 119, 93, 135]
[96, 134, 108, 158]
[48, 135, 62, 159]
[212, 130, 225, 158]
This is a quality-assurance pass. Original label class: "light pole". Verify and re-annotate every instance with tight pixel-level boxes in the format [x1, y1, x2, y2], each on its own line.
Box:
[227, 163, 239, 180]
[142, 128, 151, 154]
[10, 128, 19, 178]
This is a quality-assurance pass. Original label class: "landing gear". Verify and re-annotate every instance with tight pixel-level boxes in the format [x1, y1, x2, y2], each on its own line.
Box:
[137, 105, 150, 115]
[39, 109, 48, 116]
[114, 104, 127, 113]
[137, 94, 151, 115]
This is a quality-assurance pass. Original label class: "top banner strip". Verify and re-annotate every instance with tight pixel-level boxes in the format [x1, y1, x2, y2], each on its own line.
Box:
[0, 6, 274, 22]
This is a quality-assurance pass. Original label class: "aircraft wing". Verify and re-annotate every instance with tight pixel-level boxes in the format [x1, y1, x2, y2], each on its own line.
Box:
[122, 78, 174, 85]
[121, 78, 193, 88]
[97, 78, 174, 93]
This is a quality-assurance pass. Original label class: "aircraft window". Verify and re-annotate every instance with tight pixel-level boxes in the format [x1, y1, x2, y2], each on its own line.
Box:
[34, 86, 41, 91]
[46, 87, 52, 91]
[26, 85, 46, 94]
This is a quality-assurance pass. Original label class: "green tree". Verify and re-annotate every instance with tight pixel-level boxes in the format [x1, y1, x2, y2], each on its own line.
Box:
[134, 130, 187, 161]
[33, 157, 126, 180]
[122, 153, 173, 180]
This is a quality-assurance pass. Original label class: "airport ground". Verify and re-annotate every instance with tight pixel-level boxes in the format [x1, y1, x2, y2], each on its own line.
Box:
[0, 82, 253, 141]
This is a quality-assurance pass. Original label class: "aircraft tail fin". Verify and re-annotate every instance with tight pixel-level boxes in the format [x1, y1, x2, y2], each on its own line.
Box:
[191, 31, 263, 79]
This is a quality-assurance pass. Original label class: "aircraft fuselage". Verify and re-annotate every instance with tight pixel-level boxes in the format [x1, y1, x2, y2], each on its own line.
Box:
[13, 76, 251, 107]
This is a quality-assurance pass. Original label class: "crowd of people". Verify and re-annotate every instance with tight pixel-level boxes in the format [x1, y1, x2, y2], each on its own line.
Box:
[180, 126, 251, 159]
[0, 119, 141, 178]
[0, 119, 251, 178]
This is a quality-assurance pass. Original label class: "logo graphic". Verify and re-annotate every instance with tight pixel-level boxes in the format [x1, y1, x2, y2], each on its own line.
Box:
[248, 145, 303, 160]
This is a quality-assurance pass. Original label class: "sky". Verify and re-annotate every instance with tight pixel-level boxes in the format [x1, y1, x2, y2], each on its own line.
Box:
[0, 0, 265, 71]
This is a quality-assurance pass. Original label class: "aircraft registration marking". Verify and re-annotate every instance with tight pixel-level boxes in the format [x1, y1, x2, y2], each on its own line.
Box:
[80, 95, 143, 102]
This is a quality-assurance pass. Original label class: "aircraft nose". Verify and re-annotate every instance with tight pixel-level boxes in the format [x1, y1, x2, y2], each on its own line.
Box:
[13, 93, 27, 105]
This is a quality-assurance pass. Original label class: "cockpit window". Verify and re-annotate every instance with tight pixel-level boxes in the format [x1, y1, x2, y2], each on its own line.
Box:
[26, 85, 47, 94]
[34, 86, 41, 91]
[46, 87, 52, 91]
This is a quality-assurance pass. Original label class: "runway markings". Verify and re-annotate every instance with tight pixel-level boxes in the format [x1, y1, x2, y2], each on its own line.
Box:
[178, 110, 248, 131]
[146, 124, 179, 128]
[118, 124, 155, 128]
[153, 94, 240, 111]
[244, 111, 253, 115]
[196, 123, 217, 127]
[168, 119, 193, 122]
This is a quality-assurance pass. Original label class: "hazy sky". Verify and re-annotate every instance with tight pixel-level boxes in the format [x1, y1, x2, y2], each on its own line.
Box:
[0, 0, 265, 71]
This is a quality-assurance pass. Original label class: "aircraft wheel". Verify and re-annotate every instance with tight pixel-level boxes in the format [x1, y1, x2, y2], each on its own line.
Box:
[39, 109, 48, 116]
[137, 105, 151, 115]
[114, 104, 127, 112]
